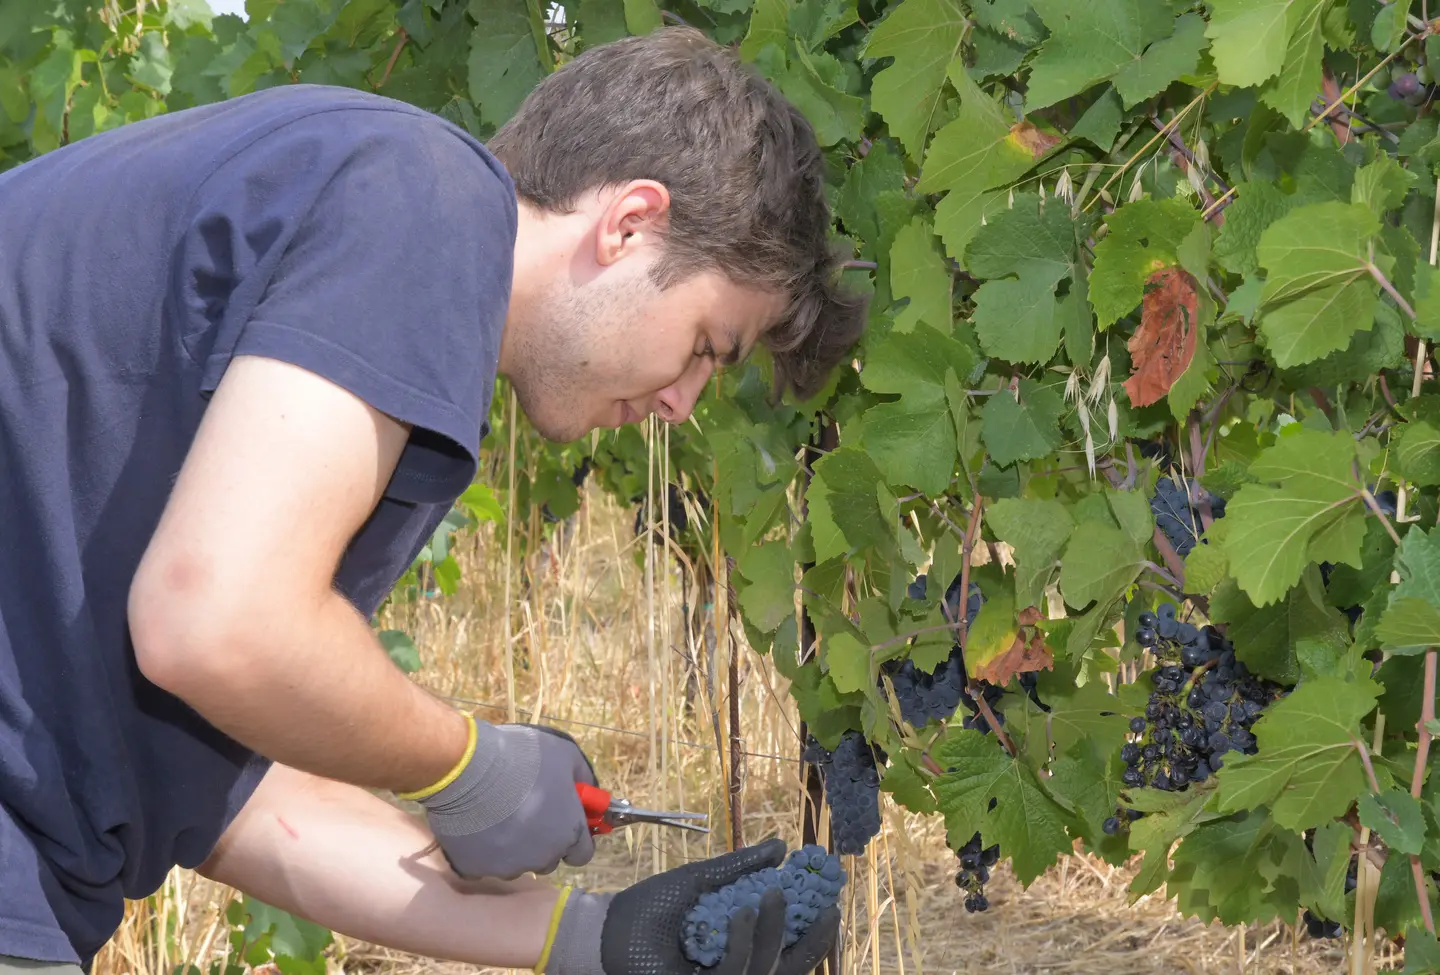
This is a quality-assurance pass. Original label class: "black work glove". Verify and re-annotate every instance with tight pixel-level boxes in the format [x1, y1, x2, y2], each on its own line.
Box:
[540, 838, 841, 975]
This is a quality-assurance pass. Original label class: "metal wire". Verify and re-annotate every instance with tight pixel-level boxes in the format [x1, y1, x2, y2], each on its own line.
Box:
[436, 691, 804, 766]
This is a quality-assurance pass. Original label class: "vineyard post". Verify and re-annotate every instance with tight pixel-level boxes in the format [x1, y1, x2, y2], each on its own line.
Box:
[798, 417, 839, 975]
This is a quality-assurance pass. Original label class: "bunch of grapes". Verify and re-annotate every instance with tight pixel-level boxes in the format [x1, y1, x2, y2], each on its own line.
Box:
[681, 844, 848, 966]
[1116, 605, 1285, 795]
[953, 830, 1000, 913]
[881, 647, 967, 728]
[1149, 476, 1226, 557]
[907, 573, 985, 627]
[1387, 63, 1435, 105]
[804, 731, 885, 856]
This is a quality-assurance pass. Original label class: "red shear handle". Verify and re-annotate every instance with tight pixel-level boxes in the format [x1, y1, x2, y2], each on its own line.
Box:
[576, 781, 614, 835]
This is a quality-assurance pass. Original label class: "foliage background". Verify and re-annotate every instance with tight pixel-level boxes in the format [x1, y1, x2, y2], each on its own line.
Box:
[6, 0, 1440, 970]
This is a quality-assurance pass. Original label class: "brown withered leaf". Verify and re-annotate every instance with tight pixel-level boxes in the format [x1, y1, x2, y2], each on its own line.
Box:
[1123, 265, 1199, 408]
[1007, 121, 1062, 161]
[971, 605, 1054, 685]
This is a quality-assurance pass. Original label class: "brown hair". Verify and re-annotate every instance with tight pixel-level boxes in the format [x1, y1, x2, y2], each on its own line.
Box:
[486, 26, 868, 401]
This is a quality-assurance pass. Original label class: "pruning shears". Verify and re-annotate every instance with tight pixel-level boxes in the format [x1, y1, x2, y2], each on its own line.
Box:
[575, 782, 710, 835]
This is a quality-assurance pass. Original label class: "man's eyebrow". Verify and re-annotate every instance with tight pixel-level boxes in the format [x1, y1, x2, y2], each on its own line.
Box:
[721, 324, 745, 367]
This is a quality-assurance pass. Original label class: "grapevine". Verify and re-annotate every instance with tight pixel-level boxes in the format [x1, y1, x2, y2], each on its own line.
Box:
[12, 0, 1440, 966]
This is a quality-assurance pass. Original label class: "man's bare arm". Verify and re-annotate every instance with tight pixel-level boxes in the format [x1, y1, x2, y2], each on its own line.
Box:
[198, 762, 558, 968]
[128, 354, 467, 793]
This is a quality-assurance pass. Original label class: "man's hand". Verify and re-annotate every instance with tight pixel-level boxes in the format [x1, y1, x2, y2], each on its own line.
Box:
[540, 838, 841, 975]
[404, 718, 599, 879]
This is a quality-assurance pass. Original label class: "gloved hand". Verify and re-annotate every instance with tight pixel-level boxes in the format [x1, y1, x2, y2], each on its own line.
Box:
[399, 714, 598, 880]
[538, 837, 841, 975]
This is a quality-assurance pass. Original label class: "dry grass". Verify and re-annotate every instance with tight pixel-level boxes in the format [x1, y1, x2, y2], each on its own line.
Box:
[96, 451, 1399, 975]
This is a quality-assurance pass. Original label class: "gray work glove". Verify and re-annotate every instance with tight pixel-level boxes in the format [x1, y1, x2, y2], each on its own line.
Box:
[542, 838, 841, 975]
[413, 720, 598, 880]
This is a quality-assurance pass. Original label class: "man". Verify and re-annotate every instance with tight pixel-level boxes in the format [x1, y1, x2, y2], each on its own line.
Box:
[0, 22, 865, 975]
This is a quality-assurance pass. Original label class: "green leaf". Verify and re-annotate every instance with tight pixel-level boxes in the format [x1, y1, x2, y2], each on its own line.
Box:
[1214, 676, 1381, 831]
[980, 378, 1065, 466]
[1071, 85, 1124, 151]
[965, 193, 1080, 286]
[825, 631, 871, 694]
[378, 629, 422, 673]
[1353, 152, 1417, 216]
[1414, 261, 1440, 341]
[127, 31, 175, 95]
[879, 756, 938, 814]
[1377, 526, 1440, 653]
[1394, 421, 1440, 487]
[1358, 788, 1427, 856]
[1023, 0, 1192, 111]
[738, 0, 787, 59]
[467, 0, 548, 127]
[972, 277, 1063, 364]
[889, 216, 953, 332]
[1220, 427, 1366, 607]
[1257, 0, 1328, 127]
[856, 393, 958, 496]
[576, 0, 629, 46]
[1214, 181, 1293, 277]
[933, 731, 1072, 884]
[1255, 201, 1381, 366]
[862, 0, 967, 161]
[807, 447, 894, 563]
[752, 45, 865, 146]
[971, 0, 1044, 43]
[1058, 520, 1143, 610]
[1404, 927, 1440, 975]
[736, 542, 797, 634]
[1209, 564, 1350, 683]
[861, 323, 975, 398]
[1089, 197, 1203, 327]
[986, 497, 1073, 606]
[1206, 0, 1316, 87]
[244, 897, 334, 963]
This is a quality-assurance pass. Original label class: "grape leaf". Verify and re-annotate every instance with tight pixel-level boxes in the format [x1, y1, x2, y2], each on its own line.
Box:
[807, 447, 893, 563]
[1358, 788, 1427, 856]
[1123, 265, 1200, 408]
[879, 755, 938, 814]
[1257, 0, 1327, 127]
[933, 730, 1072, 884]
[964, 192, 1079, 286]
[1213, 181, 1293, 277]
[735, 541, 797, 634]
[972, 277, 1063, 364]
[1089, 197, 1203, 327]
[1023, 0, 1189, 111]
[1206, 0, 1313, 87]
[825, 630, 871, 694]
[972, 605, 1054, 685]
[1214, 675, 1381, 831]
[1220, 427, 1366, 607]
[467, 0, 548, 127]
[1254, 201, 1382, 366]
[1414, 262, 1440, 341]
[1376, 526, 1440, 654]
[1208, 564, 1348, 683]
[1353, 152, 1417, 216]
[1071, 85, 1124, 151]
[1393, 420, 1440, 487]
[970, 0, 1043, 43]
[1058, 520, 1144, 610]
[986, 497, 1073, 605]
[862, 0, 967, 161]
[1405, 927, 1440, 975]
[861, 323, 975, 397]
[856, 390, 959, 496]
[889, 216, 953, 332]
[980, 378, 1065, 466]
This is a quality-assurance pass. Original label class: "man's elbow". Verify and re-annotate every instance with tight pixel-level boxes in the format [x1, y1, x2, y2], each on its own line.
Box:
[127, 550, 262, 700]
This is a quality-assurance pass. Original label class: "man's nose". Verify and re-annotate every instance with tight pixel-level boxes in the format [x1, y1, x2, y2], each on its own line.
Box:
[653, 359, 714, 425]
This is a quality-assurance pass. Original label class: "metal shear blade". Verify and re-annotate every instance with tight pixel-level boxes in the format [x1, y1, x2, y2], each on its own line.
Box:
[606, 798, 710, 833]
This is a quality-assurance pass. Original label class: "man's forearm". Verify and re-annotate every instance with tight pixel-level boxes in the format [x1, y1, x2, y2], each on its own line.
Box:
[199, 762, 560, 968]
[153, 593, 468, 794]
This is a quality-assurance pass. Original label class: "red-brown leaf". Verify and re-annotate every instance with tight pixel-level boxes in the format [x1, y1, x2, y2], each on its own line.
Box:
[971, 606, 1054, 685]
[1123, 265, 1200, 408]
[1007, 121, 1062, 161]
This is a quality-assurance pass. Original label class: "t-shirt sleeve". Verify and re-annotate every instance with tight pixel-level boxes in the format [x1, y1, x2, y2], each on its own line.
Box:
[177, 104, 515, 504]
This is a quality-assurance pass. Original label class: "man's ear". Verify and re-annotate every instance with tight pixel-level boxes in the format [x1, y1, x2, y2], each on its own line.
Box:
[593, 179, 670, 268]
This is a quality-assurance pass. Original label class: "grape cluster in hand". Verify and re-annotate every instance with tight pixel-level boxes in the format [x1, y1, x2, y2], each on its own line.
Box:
[953, 830, 999, 913]
[804, 731, 885, 856]
[1149, 476, 1225, 557]
[1116, 605, 1283, 798]
[680, 844, 847, 967]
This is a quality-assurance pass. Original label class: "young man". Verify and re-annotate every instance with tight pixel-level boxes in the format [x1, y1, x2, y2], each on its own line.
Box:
[0, 23, 864, 975]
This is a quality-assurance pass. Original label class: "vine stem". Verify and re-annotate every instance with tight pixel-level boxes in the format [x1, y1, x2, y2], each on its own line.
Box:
[1151, 525, 1188, 590]
[1410, 652, 1437, 936]
[969, 686, 1017, 757]
[1084, 82, 1217, 212]
[1356, 737, 1383, 795]
[1142, 560, 1182, 590]
[1360, 484, 1405, 546]
[956, 492, 984, 651]
[375, 28, 408, 89]
[1368, 261, 1419, 321]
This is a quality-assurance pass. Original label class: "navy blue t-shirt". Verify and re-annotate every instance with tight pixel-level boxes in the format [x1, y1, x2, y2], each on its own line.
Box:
[0, 84, 514, 965]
